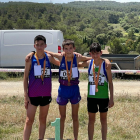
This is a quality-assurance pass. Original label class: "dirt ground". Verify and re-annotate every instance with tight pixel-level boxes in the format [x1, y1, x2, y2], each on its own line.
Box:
[0, 80, 140, 97]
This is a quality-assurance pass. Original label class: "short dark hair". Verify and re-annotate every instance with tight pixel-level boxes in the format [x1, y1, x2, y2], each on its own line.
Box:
[34, 35, 46, 44]
[62, 39, 75, 48]
[90, 42, 101, 52]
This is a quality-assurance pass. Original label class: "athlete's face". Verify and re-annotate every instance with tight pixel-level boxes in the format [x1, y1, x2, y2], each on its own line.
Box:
[34, 40, 47, 52]
[63, 44, 75, 58]
[89, 51, 102, 60]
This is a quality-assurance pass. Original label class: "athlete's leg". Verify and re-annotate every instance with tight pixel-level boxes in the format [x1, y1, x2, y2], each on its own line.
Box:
[39, 104, 50, 139]
[88, 112, 96, 140]
[23, 104, 37, 140]
[71, 103, 79, 140]
[100, 112, 107, 140]
[59, 105, 66, 140]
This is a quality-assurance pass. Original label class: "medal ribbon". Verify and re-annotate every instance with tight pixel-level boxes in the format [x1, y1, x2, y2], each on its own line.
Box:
[35, 53, 46, 84]
[93, 60, 102, 91]
[65, 55, 73, 83]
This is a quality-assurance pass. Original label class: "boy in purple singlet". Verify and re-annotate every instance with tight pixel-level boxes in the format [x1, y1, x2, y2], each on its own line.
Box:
[23, 35, 59, 140]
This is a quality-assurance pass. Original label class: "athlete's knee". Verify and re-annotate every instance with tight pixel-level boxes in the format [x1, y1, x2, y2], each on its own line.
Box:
[72, 114, 78, 122]
[25, 117, 34, 126]
[89, 116, 96, 124]
[60, 114, 66, 121]
[100, 118, 107, 125]
[39, 116, 47, 124]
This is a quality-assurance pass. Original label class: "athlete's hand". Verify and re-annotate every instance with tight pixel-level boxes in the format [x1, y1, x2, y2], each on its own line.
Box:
[108, 99, 114, 108]
[61, 52, 65, 56]
[25, 52, 34, 62]
[73, 52, 82, 57]
[105, 59, 111, 70]
[24, 96, 30, 109]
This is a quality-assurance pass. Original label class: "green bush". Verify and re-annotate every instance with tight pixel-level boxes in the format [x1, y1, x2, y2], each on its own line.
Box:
[0, 72, 24, 80]
[0, 72, 8, 80]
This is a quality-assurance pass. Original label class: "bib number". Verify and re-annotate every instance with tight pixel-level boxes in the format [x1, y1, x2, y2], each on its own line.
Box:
[35, 68, 50, 78]
[89, 75, 105, 85]
[60, 70, 68, 80]
[60, 69, 76, 80]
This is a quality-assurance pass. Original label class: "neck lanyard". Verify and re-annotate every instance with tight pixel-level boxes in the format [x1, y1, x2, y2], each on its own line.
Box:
[65, 55, 74, 86]
[35, 53, 46, 85]
[93, 60, 102, 92]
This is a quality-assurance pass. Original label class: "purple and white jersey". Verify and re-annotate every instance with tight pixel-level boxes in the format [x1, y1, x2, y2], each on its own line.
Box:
[28, 53, 52, 97]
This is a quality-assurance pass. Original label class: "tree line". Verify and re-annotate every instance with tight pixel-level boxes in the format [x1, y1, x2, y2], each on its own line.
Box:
[0, 1, 140, 54]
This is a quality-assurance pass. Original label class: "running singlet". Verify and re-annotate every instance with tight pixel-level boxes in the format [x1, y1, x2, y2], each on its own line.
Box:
[87, 59, 109, 98]
[59, 54, 79, 86]
[28, 53, 51, 97]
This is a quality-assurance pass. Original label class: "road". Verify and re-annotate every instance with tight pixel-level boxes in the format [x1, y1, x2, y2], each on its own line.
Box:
[0, 80, 140, 97]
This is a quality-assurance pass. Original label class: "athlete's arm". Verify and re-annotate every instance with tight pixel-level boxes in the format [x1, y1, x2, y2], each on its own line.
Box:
[44, 50, 62, 61]
[78, 60, 90, 68]
[77, 55, 92, 63]
[23, 60, 31, 109]
[25, 52, 34, 62]
[106, 63, 114, 108]
[73, 52, 82, 57]
[103, 58, 111, 69]
[48, 53, 60, 66]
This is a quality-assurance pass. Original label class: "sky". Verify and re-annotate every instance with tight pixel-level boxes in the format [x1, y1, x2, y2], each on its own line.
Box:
[1, 0, 140, 3]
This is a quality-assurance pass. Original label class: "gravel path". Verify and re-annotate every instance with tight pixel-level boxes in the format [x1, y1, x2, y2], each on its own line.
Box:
[0, 80, 140, 97]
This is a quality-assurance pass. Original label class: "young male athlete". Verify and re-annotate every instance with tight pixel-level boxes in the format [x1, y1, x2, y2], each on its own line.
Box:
[78, 42, 114, 140]
[23, 35, 59, 140]
[44, 39, 92, 140]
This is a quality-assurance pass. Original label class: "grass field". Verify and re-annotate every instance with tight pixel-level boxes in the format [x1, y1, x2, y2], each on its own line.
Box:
[0, 94, 140, 140]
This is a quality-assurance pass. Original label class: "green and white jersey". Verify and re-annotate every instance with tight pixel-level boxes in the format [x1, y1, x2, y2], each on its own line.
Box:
[88, 59, 109, 98]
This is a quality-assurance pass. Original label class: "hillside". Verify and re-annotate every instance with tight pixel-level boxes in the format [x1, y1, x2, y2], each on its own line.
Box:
[0, 1, 140, 54]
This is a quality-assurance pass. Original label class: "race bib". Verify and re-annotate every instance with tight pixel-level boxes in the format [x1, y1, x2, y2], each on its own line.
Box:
[60, 69, 76, 80]
[88, 75, 95, 85]
[89, 85, 96, 95]
[34, 65, 41, 76]
[44, 68, 50, 77]
[60, 70, 68, 80]
[89, 75, 105, 86]
[72, 67, 78, 78]
[98, 76, 105, 86]
[35, 67, 50, 78]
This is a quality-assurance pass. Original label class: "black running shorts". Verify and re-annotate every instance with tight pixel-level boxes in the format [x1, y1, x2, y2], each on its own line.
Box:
[29, 96, 52, 106]
[87, 97, 109, 113]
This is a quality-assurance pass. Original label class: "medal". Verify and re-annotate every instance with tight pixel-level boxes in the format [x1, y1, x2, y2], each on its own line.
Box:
[35, 53, 46, 85]
[65, 54, 73, 86]
[95, 88, 98, 92]
[93, 59, 102, 92]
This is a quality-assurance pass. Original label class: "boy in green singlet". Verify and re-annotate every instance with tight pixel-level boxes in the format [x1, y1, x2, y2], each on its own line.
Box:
[78, 42, 114, 140]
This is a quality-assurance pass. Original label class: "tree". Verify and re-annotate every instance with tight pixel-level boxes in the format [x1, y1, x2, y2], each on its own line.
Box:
[108, 14, 119, 24]
[136, 42, 140, 54]
[108, 38, 123, 54]
[78, 22, 86, 31]
[114, 30, 123, 38]
[128, 29, 135, 40]
[16, 19, 29, 29]
[96, 33, 107, 45]
[125, 39, 134, 51]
